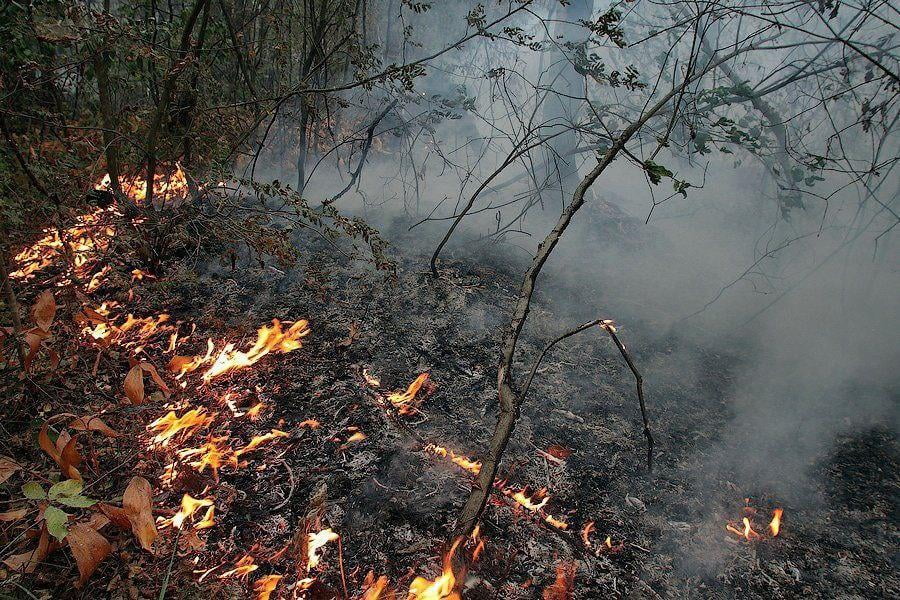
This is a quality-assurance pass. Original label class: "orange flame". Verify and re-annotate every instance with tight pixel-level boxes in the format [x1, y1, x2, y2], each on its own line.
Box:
[220, 555, 257, 580]
[361, 572, 392, 600]
[169, 320, 310, 382]
[171, 493, 214, 529]
[581, 521, 595, 547]
[408, 539, 462, 600]
[508, 487, 550, 511]
[769, 508, 783, 536]
[254, 574, 283, 600]
[233, 430, 289, 462]
[424, 444, 482, 475]
[95, 165, 189, 206]
[178, 436, 232, 480]
[726, 517, 760, 541]
[148, 408, 215, 446]
[386, 373, 429, 415]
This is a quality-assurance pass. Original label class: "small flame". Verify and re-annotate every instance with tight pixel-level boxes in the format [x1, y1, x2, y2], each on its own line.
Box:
[424, 444, 482, 475]
[361, 572, 392, 600]
[171, 494, 214, 529]
[178, 437, 232, 480]
[769, 508, 783, 536]
[363, 369, 381, 387]
[508, 487, 550, 511]
[581, 521, 595, 547]
[408, 539, 462, 600]
[307, 529, 340, 570]
[148, 408, 215, 446]
[386, 373, 429, 415]
[253, 574, 282, 600]
[220, 555, 257, 580]
[169, 320, 310, 382]
[95, 165, 189, 206]
[233, 430, 289, 462]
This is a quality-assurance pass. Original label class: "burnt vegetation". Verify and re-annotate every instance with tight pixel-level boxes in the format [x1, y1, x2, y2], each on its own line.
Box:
[0, 1, 898, 599]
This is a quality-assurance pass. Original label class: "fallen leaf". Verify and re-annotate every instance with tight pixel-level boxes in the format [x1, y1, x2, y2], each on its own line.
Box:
[44, 505, 70, 541]
[69, 415, 119, 437]
[140, 361, 171, 396]
[625, 495, 646, 511]
[0, 507, 29, 521]
[22, 328, 50, 372]
[67, 523, 111, 587]
[31, 290, 57, 332]
[122, 477, 157, 551]
[3, 528, 50, 573]
[545, 444, 573, 459]
[123, 364, 144, 404]
[0, 455, 20, 484]
[98, 503, 131, 529]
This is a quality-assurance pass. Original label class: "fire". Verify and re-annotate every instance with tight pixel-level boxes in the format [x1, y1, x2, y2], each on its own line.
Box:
[361, 572, 392, 600]
[581, 521, 595, 547]
[220, 555, 257, 580]
[508, 487, 549, 511]
[10, 206, 117, 280]
[178, 436, 232, 480]
[254, 574, 282, 600]
[363, 369, 381, 387]
[95, 165, 189, 205]
[233, 430, 289, 462]
[386, 373, 429, 415]
[769, 508, 783, 536]
[83, 312, 172, 346]
[424, 444, 482, 475]
[408, 539, 462, 600]
[169, 319, 310, 382]
[307, 528, 340, 569]
[171, 494, 214, 529]
[148, 408, 215, 446]
[726, 507, 784, 541]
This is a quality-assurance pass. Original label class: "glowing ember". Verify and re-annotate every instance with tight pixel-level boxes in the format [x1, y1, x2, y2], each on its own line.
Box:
[408, 539, 462, 600]
[148, 408, 215, 446]
[307, 529, 340, 569]
[424, 444, 482, 475]
[386, 373, 429, 415]
[169, 319, 310, 382]
[171, 494, 214, 529]
[220, 555, 257, 580]
[95, 165, 189, 206]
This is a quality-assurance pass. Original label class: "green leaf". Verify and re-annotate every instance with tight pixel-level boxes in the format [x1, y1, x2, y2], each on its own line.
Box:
[44, 505, 69, 541]
[49, 479, 83, 500]
[22, 481, 46, 500]
[55, 494, 97, 508]
[644, 160, 674, 185]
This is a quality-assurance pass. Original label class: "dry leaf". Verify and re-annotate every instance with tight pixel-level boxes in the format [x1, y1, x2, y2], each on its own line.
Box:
[69, 416, 119, 438]
[545, 444, 573, 459]
[31, 290, 57, 332]
[0, 507, 29, 521]
[23, 328, 50, 372]
[140, 362, 171, 396]
[38, 424, 82, 481]
[98, 503, 131, 529]
[123, 477, 157, 551]
[123, 364, 144, 405]
[67, 523, 111, 587]
[3, 528, 50, 573]
[0, 455, 21, 484]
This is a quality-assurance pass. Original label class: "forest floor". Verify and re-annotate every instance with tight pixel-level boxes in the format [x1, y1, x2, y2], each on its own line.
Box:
[0, 205, 897, 599]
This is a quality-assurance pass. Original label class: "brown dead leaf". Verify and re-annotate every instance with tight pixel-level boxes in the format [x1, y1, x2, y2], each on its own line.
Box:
[3, 528, 50, 573]
[0, 455, 21, 484]
[32, 290, 57, 332]
[123, 364, 144, 405]
[122, 477, 157, 551]
[140, 362, 172, 396]
[0, 507, 29, 521]
[69, 415, 119, 438]
[23, 327, 50, 372]
[38, 424, 82, 481]
[67, 523, 111, 587]
[545, 444, 573, 459]
[98, 503, 131, 529]
[168, 355, 195, 373]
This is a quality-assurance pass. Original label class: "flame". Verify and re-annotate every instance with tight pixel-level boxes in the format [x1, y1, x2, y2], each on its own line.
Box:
[148, 408, 215, 446]
[171, 494, 214, 529]
[195, 504, 215, 529]
[542, 514, 570, 530]
[361, 572, 392, 600]
[581, 521, 595, 547]
[508, 487, 549, 511]
[169, 320, 310, 382]
[408, 539, 462, 600]
[346, 431, 367, 443]
[178, 436, 232, 480]
[307, 529, 340, 570]
[220, 555, 257, 580]
[10, 207, 117, 280]
[769, 508, 783, 536]
[363, 369, 381, 387]
[726, 517, 760, 541]
[254, 574, 282, 600]
[386, 373, 429, 415]
[84, 312, 172, 346]
[95, 165, 189, 206]
[233, 430, 288, 462]
[424, 444, 482, 475]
